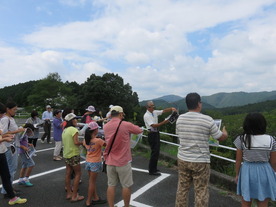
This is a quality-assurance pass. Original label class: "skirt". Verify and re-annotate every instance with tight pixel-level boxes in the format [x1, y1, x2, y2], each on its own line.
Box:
[237, 161, 276, 201]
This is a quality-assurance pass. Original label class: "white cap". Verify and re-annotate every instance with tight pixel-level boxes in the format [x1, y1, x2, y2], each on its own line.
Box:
[109, 104, 114, 109]
[111, 105, 124, 113]
[65, 113, 77, 121]
[46, 105, 51, 108]
[86, 105, 96, 112]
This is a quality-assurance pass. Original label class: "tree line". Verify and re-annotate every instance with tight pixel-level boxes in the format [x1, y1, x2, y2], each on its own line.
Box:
[0, 72, 140, 121]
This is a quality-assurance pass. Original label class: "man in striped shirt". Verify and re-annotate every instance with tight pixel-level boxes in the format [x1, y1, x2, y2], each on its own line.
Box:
[175, 93, 228, 207]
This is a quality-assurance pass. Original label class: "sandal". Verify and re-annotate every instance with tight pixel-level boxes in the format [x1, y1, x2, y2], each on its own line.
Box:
[70, 194, 84, 202]
[66, 194, 72, 200]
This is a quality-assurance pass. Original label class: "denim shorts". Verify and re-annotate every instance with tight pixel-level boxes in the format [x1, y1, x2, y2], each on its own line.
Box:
[20, 153, 35, 168]
[85, 162, 102, 173]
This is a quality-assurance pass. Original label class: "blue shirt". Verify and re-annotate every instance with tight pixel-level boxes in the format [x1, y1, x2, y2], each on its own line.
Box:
[53, 117, 63, 141]
[42, 111, 53, 121]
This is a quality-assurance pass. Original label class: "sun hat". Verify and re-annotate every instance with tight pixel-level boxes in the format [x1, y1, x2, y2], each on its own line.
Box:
[88, 122, 99, 130]
[86, 105, 96, 112]
[64, 113, 77, 121]
[111, 105, 124, 113]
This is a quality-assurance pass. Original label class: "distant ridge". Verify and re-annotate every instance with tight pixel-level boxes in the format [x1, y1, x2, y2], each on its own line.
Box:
[140, 90, 276, 109]
[201, 91, 276, 108]
[153, 94, 183, 103]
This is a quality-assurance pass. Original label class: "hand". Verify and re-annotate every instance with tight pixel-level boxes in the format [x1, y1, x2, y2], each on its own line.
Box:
[4, 134, 14, 142]
[235, 175, 239, 184]
[18, 127, 25, 133]
[222, 126, 228, 135]
[23, 146, 29, 151]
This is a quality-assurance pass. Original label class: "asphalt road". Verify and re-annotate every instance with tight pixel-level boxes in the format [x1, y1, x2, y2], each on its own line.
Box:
[0, 119, 241, 207]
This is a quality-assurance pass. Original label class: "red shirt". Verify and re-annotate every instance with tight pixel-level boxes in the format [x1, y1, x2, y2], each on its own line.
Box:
[103, 117, 142, 166]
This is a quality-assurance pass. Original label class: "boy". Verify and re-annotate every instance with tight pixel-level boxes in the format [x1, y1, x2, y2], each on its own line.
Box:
[18, 123, 36, 187]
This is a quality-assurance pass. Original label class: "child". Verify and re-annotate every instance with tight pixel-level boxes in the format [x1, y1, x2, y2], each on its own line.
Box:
[18, 123, 36, 187]
[83, 122, 107, 207]
[25, 110, 43, 148]
[62, 113, 84, 202]
[234, 113, 276, 207]
[53, 110, 63, 161]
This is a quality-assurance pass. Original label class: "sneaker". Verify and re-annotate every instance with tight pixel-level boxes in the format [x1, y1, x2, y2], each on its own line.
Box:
[8, 197, 27, 205]
[17, 180, 25, 185]
[24, 181, 33, 187]
[48, 142, 52, 144]
[57, 155, 63, 159]
[40, 140, 45, 143]
[33, 153, 37, 157]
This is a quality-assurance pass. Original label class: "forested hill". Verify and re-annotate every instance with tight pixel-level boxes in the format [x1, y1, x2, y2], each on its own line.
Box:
[214, 99, 276, 115]
[201, 91, 276, 108]
[141, 91, 276, 109]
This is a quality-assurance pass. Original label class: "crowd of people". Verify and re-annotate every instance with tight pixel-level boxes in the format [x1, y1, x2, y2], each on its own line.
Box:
[0, 93, 275, 207]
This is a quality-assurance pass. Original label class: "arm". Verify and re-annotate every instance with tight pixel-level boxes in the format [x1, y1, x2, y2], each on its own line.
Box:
[162, 107, 177, 114]
[235, 149, 243, 183]
[4, 127, 25, 135]
[217, 126, 228, 142]
[73, 132, 82, 146]
[151, 119, 169, 128]
[270, 151, 276, 172]
[42, 111, 46, 121]
[0, 134, 14, 143]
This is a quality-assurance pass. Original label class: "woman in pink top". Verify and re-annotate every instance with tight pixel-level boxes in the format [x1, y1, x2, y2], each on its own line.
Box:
[83, 122, 107, 207]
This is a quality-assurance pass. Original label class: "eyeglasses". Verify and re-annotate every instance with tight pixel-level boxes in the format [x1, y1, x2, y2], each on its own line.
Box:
[149, 105, 155, 108]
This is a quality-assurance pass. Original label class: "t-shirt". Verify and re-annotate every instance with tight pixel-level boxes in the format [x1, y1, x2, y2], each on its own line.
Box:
[53, 117, 63, 141]
[234, 134, 276, 162]
[176, 112, 223, 163]
[83, 138, 105, 163]
[62, 126, 79, 159]
[0, 116, 19, 147]
[0, 123, 7, 153]
[19, 134, 28, 154]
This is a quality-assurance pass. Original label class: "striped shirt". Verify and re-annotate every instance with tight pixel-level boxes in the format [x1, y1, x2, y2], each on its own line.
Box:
[176, 112, 222, 163]
[234, 134, 276, 162]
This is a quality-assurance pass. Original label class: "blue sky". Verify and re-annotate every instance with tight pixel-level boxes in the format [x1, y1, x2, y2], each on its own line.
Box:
[0, 0, 276, 101]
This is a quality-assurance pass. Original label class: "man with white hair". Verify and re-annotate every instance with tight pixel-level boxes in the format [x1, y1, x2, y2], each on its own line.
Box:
[41, 105, 53, 144]
[143, 101, 177, 176]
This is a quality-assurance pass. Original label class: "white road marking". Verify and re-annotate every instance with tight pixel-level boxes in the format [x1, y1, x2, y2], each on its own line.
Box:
[1, 146, 171, 207]
[115, 168, 171, 207]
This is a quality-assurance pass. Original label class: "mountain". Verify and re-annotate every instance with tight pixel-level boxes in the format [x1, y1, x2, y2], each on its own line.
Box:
[139, 98, 215, 111]
[201, 91, 276, 108]
[153, 94, 183, 103]
[142, 91, 276, 108]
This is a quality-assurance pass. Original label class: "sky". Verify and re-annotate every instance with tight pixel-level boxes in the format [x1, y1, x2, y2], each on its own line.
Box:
[0, 0, 276, 101]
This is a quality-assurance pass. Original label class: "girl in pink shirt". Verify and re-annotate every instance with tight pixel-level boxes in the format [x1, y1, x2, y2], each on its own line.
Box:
[83, 122, 107, 207]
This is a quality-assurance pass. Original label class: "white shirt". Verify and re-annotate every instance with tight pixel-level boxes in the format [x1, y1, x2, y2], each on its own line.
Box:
[143, 110, 163, 131]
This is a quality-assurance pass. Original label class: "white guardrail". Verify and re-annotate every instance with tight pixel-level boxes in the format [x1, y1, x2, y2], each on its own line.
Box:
[141, 128, 236, 163]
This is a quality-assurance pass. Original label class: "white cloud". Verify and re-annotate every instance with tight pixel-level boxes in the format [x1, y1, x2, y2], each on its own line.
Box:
[1, 0, 276, 101]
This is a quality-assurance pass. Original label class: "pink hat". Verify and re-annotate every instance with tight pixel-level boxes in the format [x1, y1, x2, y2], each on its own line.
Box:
[88, 121, 99, 130]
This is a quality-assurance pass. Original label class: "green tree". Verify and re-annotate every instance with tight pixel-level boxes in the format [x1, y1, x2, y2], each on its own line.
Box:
[27, 73, 76, 110]
[78, 73, 139, 120]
